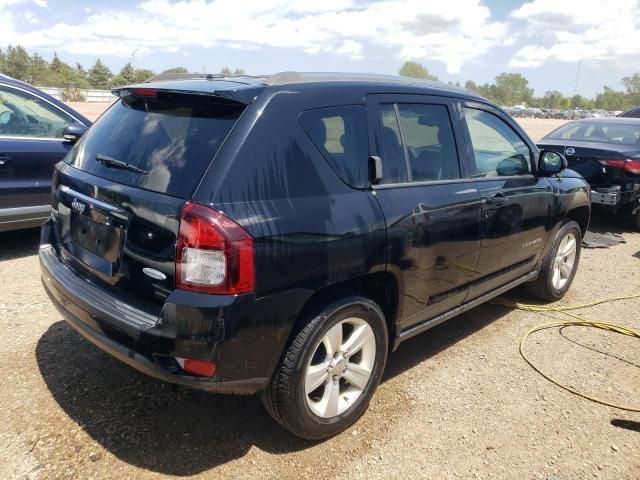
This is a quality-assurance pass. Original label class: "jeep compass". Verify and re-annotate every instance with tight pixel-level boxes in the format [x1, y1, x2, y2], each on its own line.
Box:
[40, 72, 590, 439]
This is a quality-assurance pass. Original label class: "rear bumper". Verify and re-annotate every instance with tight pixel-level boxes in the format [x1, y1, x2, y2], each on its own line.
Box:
[42, 275, 266, 394]
[39, 219, 304, 394]
[590, 187, 640, 214]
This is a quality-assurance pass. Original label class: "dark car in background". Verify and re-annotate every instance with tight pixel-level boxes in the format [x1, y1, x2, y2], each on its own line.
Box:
[619, 107, 640, 118]
[39, 72, 589, 439]
[0, 74, 91, 232]
[538, 117, 640, 229]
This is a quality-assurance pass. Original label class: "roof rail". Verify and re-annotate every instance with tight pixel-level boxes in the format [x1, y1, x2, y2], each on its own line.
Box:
[148, 72, 269, 83]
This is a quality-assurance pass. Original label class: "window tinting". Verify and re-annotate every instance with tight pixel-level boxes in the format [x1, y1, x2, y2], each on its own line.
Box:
[396, 104, 460, 182]
[65, 92, 244, 198]
[0, 85, 74, 138]
[463, 108, 531, 177]
[379, 104, 408, 183]
[300, 105, 369, 188]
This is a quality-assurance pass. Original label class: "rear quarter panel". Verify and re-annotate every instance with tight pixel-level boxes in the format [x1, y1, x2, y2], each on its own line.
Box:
[193, 85, 387, 335]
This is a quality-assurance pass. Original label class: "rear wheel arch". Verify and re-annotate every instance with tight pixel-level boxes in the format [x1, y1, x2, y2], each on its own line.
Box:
[288, 272, 400, 354]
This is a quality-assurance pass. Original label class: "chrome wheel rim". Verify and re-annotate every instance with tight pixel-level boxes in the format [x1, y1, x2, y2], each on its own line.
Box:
[304, 317, 376, 418]
[552, 232, 577, 290]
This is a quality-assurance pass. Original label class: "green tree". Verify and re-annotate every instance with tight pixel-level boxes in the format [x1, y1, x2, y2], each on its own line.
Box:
[541, 90, 567, 109]
[595, 86, 631, 111]
[88, 59, 112, 89]
[398, 61, 439, 81]
[464, 80, 478, 92]
[119, 62, 136, 83]
[3, 45, 31, 80]
[132, 68, 154, 83]
[622, 73, 640, 106]
[75, 63, 87, 78]
[28, 53, 49, 84]
[162, 66, 188, 74]
[219, 67, 246, 76]
[570, 94, 594, 110]
[112, 63, 155, 86]
[492, 73, 533, 106]
[50, 53, 64, 73]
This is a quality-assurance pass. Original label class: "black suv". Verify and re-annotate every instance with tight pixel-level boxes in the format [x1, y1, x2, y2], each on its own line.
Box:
[40, 72, 590, 439]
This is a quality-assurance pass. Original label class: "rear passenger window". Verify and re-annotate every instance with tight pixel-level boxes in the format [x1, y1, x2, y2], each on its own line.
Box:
[463, 108, 532, 177]
[378, 103, 460, 183]
[300, 105, 369, 188]
[396, 104, 460, 182]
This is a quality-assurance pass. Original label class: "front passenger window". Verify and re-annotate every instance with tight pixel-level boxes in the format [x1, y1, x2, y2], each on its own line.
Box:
[463, 107, 532, 177]
[0, 85, 73, 138]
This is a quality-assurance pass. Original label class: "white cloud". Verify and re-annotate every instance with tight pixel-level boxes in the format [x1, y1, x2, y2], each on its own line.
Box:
[509, 0, 640, 68]
[4, 0, 508, 74]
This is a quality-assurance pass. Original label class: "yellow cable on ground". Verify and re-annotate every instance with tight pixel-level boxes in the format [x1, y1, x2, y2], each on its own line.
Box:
[492, 293, 640, 412]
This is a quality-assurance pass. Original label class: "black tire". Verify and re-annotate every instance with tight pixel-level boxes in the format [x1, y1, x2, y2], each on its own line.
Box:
[261, 296, 388, 440]
[525, 221, 582, 302]
[634, 213, 640, 232]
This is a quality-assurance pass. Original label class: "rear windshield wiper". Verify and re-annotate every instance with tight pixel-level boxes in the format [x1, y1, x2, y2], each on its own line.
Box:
[95, 153, 148, 174]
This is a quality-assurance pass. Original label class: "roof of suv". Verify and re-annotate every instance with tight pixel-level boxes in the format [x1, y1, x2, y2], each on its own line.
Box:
[118, 71, 483, 104]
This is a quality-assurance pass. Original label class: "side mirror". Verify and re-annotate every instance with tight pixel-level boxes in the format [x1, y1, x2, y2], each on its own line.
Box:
[369, 155, 383, 185]
[538, 150, 567, 176]
[63, 123, 88, 144]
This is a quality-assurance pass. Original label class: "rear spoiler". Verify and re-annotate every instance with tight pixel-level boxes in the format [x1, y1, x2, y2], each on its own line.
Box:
[111, 85, 264, 106]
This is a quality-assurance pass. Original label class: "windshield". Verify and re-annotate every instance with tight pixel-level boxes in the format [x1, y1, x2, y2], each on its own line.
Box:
[547, 122, 640, 147]
[65, 92, 245, 198]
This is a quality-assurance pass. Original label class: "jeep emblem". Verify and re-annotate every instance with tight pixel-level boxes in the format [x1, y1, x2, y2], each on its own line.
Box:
[71, 198, 86, 215]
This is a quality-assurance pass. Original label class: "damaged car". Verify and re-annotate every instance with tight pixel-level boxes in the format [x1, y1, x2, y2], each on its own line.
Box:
[538, 117, 640, 229]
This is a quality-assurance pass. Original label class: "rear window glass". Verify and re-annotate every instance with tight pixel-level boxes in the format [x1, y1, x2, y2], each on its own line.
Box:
[547, 122, 640, 146]
[300, 105, 369, 188]
[64, 92, 244, 198]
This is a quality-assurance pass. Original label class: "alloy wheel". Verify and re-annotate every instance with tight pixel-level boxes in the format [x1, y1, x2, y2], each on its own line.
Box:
[304, 317, 376, 418]
[552, 232, 577, 290]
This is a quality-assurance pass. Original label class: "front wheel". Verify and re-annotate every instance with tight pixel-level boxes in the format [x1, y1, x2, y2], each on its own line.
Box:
[261, 296, 388, 440]
[525, 221, 582, 301]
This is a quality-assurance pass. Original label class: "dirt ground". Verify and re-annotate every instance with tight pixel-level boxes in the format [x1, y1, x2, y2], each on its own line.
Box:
[0, 109, 639, 479]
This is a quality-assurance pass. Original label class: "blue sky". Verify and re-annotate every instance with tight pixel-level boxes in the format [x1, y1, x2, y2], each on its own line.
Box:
[1, 0, 638, 97]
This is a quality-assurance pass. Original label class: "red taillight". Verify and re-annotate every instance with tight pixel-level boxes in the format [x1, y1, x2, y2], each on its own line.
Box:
[176, 202, 254, 295]
[176, 358, 216, 377]
[600, 159, 640, 174]
[624, 160, 640, 174]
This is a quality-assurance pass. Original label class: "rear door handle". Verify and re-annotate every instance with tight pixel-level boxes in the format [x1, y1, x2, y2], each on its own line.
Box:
[486, 193, 507, 206]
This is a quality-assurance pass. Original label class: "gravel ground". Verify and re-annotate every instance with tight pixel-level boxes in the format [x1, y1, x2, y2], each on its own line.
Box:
[0, 111, 639, 479]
